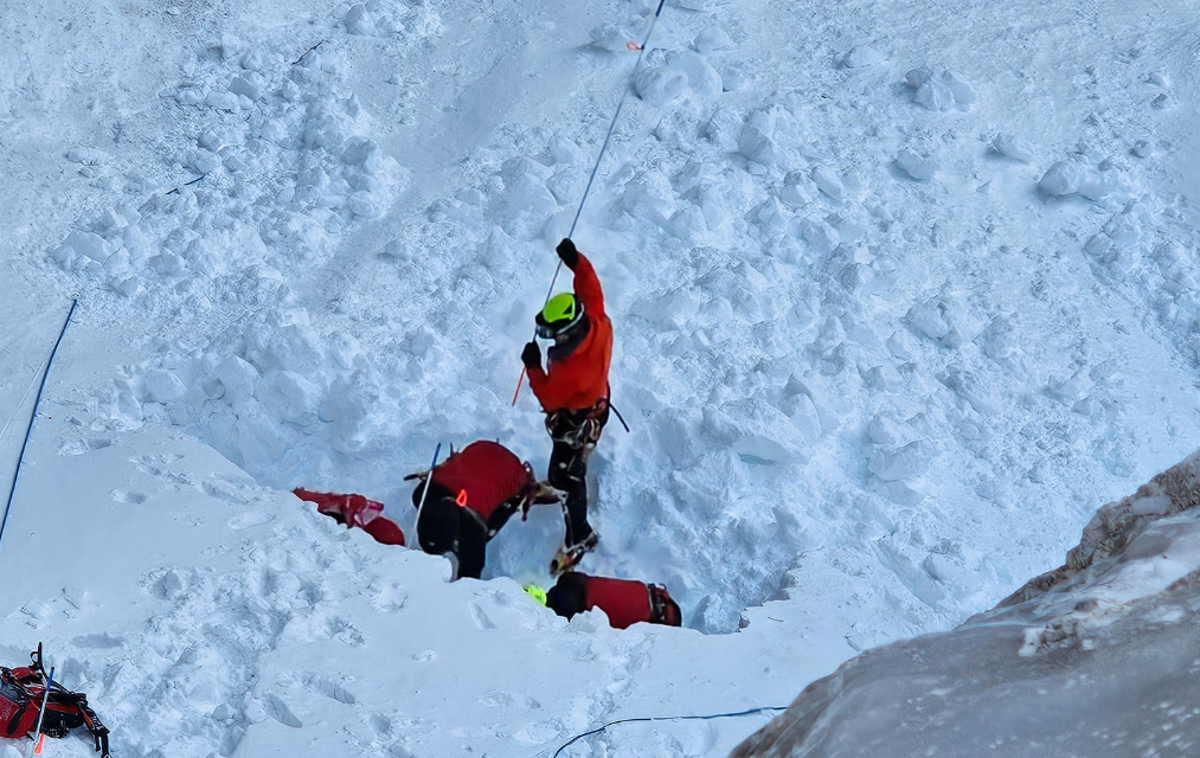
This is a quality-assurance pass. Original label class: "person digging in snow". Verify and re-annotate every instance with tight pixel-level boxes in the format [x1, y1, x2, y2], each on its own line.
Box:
[407, 440, 560, 579]
[521, 237, 614, 574]
[526, 572, 682, 629]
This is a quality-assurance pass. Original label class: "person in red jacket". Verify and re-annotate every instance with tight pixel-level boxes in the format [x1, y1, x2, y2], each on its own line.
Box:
[408, 440, 559, 579]
[544, 572, 682, 629]
[521, 238, 614, 572]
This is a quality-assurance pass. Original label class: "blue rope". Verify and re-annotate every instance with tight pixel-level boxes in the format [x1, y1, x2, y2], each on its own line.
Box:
[0, 299, 78, 553]
[549, 704, 787, 757]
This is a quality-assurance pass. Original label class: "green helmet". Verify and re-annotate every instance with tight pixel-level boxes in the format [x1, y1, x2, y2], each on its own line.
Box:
[535, 293, 585, 339]
[523, 584, 548, 606]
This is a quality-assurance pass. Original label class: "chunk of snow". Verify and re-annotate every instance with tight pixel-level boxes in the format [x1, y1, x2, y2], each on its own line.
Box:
[633, 61, 687, 106]
[895, 149, 940, 180]
[693, 27, 734, 54]
[991, 133, 1034, 162]
[842, 45, 884, 69]
[1038, 160, 1089, 196]
[811, 166, 846, 202]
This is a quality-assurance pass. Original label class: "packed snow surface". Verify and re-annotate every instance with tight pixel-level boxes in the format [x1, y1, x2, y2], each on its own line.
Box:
[1, 0, 1199, 755]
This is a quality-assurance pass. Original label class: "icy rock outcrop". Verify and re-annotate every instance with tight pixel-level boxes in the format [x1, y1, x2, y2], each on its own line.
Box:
[731, 447, 1200, 758]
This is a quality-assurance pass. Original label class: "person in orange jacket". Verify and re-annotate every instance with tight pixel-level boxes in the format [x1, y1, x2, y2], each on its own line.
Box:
[521, 238, 614, 572]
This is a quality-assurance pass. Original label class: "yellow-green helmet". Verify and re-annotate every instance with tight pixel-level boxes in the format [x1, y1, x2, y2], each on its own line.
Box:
[523, 584, 548, 606]
[535, 293, 585, 339]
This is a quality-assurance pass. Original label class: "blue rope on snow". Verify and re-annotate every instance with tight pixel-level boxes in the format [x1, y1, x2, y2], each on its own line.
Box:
[0, 299, 78, 553]
[548, 704, 788, 757]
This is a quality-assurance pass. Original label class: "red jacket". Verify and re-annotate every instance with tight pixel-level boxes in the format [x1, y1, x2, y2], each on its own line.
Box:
[431, 441, 530, 519]
[527, 252, 613, 412]
[584, 576, 654, 630]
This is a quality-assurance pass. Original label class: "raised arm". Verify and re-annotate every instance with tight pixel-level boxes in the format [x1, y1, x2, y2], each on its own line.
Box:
[556, 238, 605, 318]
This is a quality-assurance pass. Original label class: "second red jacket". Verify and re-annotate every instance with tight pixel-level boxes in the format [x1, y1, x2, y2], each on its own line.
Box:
[583, 576, 654, 630]
[430, 441, 529, 519]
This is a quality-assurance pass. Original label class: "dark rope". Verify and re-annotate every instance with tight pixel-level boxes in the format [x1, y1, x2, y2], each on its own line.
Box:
[609, 400, 630, 433]
[549, 705, 787, 757]
[293, 39, 328, 66]
[515, 0, 670, 404]
[546, 0, 670, 296]
[0, 299, 78, 553]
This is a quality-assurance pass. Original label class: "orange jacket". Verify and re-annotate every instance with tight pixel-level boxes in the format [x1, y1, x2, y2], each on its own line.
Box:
[527, 252, 613, 412]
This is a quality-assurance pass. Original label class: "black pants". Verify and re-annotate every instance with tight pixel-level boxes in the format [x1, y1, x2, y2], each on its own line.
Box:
[546, 404, 609, 547]
[413, 482, 519, 579]
[414, 486, 490, 579]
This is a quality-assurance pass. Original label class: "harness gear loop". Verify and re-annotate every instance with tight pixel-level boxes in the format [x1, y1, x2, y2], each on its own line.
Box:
[546, 397, 610, 450]
[455, 489, 468, 507]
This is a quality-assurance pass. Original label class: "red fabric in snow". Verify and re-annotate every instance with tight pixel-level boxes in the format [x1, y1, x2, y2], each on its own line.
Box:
[583, 575, 652, 630]
[294, 488, 404, 546]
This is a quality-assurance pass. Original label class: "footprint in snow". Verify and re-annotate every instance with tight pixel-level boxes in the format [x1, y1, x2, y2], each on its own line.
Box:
[111, 489, 147, 504]
[70, 633, 124, 649]
[468, 601, 496, 630]
[371, 581, 407, 613]
[300, 672, 356, 704]
[264, 693, 302, 728]
[227, 510, 275, 530]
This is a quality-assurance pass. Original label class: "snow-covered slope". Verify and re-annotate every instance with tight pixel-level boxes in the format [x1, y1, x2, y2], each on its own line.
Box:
[730, 447, 1200, 758]
[0, 414, 820, 758]
[2, 0, 1200, 755]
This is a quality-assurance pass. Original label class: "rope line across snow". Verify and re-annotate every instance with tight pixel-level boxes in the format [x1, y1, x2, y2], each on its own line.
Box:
[546, 704, 788, 757]
[0, 299, 78, 554]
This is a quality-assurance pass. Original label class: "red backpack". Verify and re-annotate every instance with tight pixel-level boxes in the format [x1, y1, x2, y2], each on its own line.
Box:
[0, 645, 111, 757]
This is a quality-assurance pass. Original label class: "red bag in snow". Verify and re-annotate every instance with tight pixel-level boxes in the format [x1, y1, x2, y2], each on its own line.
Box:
[0, 672, 38, 739]
[294, 488, 406, 546]
[0, 646, 111, 756]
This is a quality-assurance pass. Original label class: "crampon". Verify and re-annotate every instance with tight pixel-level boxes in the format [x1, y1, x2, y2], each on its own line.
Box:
[549, 531, 598, 576]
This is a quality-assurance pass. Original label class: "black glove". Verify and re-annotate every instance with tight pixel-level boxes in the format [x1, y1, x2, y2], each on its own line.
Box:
[522, 341, 541, 369]
[556, 238, 579, 269]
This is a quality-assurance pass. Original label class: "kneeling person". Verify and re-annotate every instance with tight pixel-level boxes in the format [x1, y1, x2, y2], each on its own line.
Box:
[544, 572, 681, 629]
[410, 440, 557, 579]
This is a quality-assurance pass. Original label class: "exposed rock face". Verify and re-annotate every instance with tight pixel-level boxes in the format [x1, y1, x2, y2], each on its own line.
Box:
[731, 449, 1200, 758]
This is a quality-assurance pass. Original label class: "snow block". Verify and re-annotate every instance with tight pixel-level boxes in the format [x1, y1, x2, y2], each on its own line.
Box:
[841, 45, 884, 69]
[634, 58, 688, 106]
[868, 440, 935, 481]
[895, 149, 940, 180]
[53, 230, 112, 266]
[810, 166, 846, 203]
[1038, 160, 1089, 197]
[693, 27, 735, 54]
[906, 67, 977, 110]
[991, 133, 1034, 162]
